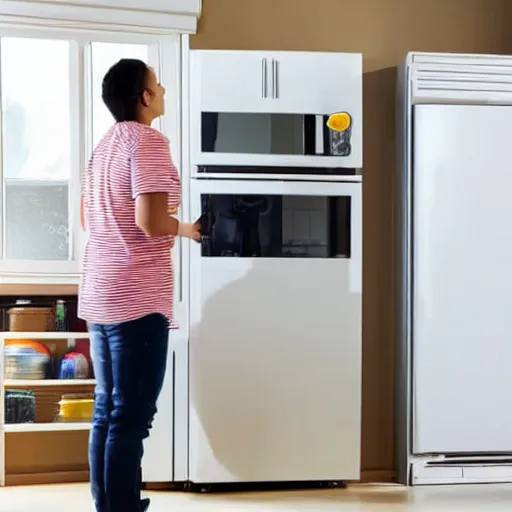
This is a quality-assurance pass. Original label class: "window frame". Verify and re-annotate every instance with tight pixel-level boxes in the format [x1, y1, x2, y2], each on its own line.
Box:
[0, 27, 182, 288]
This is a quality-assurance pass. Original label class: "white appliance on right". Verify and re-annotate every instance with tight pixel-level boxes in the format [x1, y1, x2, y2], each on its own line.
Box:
[396, 52, 512, 486]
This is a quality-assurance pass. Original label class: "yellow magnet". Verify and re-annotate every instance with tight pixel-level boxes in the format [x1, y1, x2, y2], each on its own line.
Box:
[327, 112, 351, 132]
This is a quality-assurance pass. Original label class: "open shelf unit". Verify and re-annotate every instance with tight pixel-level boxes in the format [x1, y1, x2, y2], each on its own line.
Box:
[0, 294, 93, 486]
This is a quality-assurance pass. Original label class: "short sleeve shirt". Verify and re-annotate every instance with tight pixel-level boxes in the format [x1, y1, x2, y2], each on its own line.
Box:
[78, 121, 181, 325]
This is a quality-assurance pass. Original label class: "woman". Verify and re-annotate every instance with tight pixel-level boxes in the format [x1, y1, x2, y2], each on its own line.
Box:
[79, 59, 199, 512]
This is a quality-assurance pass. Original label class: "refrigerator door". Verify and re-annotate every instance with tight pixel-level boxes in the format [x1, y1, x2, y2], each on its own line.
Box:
[188, 179, 362, 483]
[412, 104, 512, 454]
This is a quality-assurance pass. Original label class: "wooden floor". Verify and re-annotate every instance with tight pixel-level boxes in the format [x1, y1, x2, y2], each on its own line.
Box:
[0, 483, 512, 511]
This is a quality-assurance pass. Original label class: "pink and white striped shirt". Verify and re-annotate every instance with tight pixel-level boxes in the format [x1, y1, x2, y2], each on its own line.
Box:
[79, 121, 181, 325]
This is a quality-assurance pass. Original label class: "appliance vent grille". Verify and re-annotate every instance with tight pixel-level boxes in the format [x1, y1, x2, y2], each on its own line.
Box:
[411, 455, 512, 485]
[410, 53, 512, 105]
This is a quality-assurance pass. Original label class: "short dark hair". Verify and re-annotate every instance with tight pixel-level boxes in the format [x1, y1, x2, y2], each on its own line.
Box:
[102, 58, 148, 122]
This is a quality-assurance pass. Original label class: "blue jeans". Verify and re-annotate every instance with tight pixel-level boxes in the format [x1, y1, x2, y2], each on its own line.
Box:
[88, 313, 169, 512]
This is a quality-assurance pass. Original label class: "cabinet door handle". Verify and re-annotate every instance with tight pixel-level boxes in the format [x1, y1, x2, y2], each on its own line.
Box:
[262, 58, 268, 98]
[274, 59, 279, 99]
[270, 59, 276, 99]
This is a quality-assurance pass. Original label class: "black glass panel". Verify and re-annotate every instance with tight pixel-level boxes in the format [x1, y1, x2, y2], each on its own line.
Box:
[200, 194, 351, 259]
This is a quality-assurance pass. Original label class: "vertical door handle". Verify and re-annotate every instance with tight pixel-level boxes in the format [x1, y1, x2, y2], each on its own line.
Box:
[270, 59, 276, 99]
[274, 59, 279, 99]
[262, 58, 268, 98]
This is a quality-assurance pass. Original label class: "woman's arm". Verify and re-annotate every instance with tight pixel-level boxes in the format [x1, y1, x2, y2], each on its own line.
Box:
[135, 193, 200, 239]
[131, 130, 200, 240]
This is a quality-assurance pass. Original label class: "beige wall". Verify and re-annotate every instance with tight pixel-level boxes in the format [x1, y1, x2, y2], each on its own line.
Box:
[191, 0, 511, 477]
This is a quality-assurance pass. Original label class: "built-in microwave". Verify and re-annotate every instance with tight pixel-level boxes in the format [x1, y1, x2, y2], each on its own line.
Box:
[202, 113, 352, 158]
[193, 112, 360, 174]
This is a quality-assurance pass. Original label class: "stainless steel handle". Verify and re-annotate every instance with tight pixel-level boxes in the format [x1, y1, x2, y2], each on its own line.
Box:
[262, 58, 268, 98]
[274, 59, 279, 99]
[271, 59, 276, 99]
[315, 115, 324, 155]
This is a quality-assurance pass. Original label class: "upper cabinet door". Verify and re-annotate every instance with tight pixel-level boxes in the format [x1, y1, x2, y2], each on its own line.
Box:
[269, 52, 362, 116]
[193, 50, 273, 113]
[193, 50, 362, 116]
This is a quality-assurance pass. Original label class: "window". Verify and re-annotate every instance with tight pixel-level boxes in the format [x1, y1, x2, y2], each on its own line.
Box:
[0, 31, 180, 277]
[2, 38, 71, 261]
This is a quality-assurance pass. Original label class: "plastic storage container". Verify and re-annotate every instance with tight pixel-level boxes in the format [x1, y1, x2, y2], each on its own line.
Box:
[57, 393, 94, 422]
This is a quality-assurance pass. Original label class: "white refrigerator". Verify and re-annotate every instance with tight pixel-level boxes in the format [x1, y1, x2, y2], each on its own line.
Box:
[397, 52, 512, 485]
[187, 178, 362, 485]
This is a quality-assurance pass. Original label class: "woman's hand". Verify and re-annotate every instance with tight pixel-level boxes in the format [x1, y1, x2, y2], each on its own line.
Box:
[178, 220, 201, 241]
[168, 204, 200, 241]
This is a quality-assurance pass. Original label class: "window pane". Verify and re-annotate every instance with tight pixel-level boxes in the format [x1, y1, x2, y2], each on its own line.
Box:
[1, 38, 71, 260]
[91, 43, 149, 147]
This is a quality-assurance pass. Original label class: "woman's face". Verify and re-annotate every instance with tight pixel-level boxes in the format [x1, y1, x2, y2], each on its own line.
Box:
[143, 66, 166, 118]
